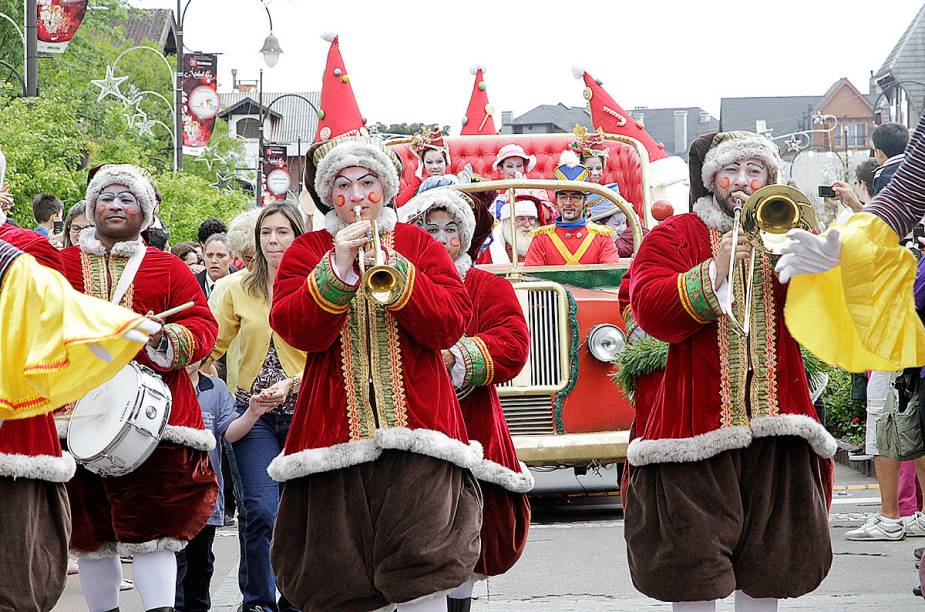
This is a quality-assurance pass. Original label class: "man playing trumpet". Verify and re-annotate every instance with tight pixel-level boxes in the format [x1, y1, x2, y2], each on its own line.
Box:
[624, 131, 835, 610]
[268, 136, 483, 611]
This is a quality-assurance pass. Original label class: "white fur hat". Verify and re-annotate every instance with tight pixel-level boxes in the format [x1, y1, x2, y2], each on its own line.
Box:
[313, 140, 400, 213]
[700, 131, 782, 192]
[500, 199, 538, 220]
[405, 187, 476, 256]
[85, 164, 158, 231]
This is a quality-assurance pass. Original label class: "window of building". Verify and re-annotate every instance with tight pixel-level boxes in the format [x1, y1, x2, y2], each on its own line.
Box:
[236, 117, 260, 139]
[847, 123, 867, 148]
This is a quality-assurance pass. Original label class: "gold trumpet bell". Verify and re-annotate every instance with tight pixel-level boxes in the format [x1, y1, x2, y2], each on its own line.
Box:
[741, 185, 819, 254]
[364, 264, 405, 305]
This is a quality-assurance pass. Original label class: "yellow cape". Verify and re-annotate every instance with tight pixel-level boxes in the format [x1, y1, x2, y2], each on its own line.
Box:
[0, 253, 148, 420]
[785, 212, 925, 371]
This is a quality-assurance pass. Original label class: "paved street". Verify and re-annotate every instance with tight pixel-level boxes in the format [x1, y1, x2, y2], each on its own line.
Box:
[54, 463, 922, 611]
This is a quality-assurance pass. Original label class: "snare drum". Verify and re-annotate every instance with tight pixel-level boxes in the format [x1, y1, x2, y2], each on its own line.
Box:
[68, 362, 172, 477]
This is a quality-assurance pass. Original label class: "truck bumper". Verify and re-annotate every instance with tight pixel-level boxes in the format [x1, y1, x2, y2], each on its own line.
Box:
[513, 430, 629, 466]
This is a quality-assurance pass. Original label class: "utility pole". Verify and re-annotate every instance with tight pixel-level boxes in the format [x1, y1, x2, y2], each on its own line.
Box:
[24, 0, 37, 96]
[256, 68, 263, 208]
[174, 0, 184, 171]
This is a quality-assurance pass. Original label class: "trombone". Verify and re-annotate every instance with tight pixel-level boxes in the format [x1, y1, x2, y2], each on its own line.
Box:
[354, 206, 406, 306]
[724, 185, 818, 336]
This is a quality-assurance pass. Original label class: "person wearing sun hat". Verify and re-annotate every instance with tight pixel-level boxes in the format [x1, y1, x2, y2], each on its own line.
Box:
[267, 134, 483, 611]
[624, 130, 835, 609]
[490, 143, 555, 223]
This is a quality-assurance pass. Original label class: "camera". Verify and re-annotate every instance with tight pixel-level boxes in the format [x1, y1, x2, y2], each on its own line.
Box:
[817, 185, 836, 199]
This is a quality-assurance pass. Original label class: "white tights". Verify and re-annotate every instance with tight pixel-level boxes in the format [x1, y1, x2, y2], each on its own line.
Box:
[77, 550, 177, 611]
[396, 593, 449, 611]
[448, 579, 475, 599]
[672, 591, 779, 612]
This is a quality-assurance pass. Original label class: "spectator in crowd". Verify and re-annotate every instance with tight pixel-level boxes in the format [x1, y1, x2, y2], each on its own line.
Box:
[172, 242, 204, 272]
[196, 233, 235, 298]
[147, 227, 170, 251]
[208, 201, 307, 612]
[198, 218, 227, 250]
[872, 122, 909, 195]
[63, 202, 90, 248]
[226, 209, 261, 274]
[831, 159, 884, 217]
[175, 359, 236, 612]
[31, 192, 63, 238]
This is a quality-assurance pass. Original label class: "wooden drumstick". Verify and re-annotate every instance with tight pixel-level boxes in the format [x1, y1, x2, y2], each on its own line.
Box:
[152, 301, 195, 320]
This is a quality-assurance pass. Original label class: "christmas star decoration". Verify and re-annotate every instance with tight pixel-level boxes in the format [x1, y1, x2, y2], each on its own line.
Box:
[784, 133, 803, 153]
[136, 116, 157, 138]
[211, 172, 236, 193]
[91, 66, 129, 103]
[195, 143, 221, 171]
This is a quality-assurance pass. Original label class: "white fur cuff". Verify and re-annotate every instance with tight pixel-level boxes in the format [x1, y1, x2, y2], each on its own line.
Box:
[750, 414, 838, 458]
[470, 459, 535, 493]
[0, 451, 76, 482]
[72, 542, 118, 559]
[628, 426, 752, 466]
[267, 438, 382, 482]
[375, 428, 483, 470]
[117, 537, 187, 556]
[160, 425, 216, 451]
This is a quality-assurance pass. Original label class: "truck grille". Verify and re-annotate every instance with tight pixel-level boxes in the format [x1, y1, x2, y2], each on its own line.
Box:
[500, 395, 556, 435]
[497, 285, 568, 392]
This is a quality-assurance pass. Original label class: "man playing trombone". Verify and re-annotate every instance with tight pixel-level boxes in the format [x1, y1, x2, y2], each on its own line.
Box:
[268, 135, 483, 611]
[623, 131, 836, 611]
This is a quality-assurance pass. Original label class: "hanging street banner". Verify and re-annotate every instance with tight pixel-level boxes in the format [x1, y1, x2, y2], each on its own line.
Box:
[182, 53, 220, 154]
[262, 144, 291, 206]
[36, 0, 89, 53]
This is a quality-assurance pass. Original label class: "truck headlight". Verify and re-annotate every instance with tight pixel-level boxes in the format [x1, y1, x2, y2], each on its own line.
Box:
[587, 324, 626, 362]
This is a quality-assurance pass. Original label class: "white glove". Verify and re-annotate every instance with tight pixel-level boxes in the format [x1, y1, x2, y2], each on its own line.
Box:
[775, 228, 841, 284]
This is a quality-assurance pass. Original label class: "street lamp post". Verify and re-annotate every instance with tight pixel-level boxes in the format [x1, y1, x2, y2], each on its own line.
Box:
[24, 0, 37, 96]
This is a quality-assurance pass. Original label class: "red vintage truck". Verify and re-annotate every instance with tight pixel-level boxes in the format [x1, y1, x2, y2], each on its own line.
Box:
[388, 132, 662, 490]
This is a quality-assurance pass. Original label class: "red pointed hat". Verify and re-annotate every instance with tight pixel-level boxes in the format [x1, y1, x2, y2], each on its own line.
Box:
[461, 66, 498, 136]
[315, 34, 366, 143]
[573, 68, 666, 162]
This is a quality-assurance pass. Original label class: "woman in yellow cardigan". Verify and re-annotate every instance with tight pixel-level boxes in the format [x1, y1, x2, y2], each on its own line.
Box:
[208, 201, 306, 612]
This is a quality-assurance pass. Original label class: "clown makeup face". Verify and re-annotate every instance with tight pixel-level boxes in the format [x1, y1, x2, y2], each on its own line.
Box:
[422, 149, 447, 178]
[423, 208, 462, 260]
[331, 166, 385, 223]
[713, 157, 770, 216]
[501, 157, 525, 179]
[585, 156, 605, 183]
[555, 190, 587, 222]
[95, 183, 145, 243]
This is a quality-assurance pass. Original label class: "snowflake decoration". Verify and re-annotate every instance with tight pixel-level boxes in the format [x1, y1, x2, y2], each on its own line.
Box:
[91, 66, 129, 103]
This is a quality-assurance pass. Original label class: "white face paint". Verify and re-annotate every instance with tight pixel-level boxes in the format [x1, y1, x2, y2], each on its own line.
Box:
[422, 209, 462, 259]
[712, 157, 770, 215]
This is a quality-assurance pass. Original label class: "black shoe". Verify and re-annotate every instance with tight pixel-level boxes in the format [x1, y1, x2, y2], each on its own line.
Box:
[916, 547, 924, 560]
[146, 608, 175, 612]
[914, 585, 922, 597]
[447, 597, 472, 612]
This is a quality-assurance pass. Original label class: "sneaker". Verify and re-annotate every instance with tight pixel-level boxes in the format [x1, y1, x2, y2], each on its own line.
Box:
[848, 450, 873, 461]
[224, 515, 236, 527]
[915, 547, 924, 560]
[905, 512, 925, 537]
[845, 515, 905, 541]
[119, 579, 133, 592]
[914, 585, 922, 598]
[66, 559, 79, 575]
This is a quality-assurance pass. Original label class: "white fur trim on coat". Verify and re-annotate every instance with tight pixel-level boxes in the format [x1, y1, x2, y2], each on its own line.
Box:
[72, 542, 119, 559]
[116, 536, 187, 556]
[0, 450, 76, 482]
[315, 141, 400, 211]
[160, 425, 216, 451]
[267, 438, 382, 482]
[78, 226, 145, 257]
[85, 164, 157, 232]
[55, 418, 69, 439]
[692, 195, 734, 232]
[627, 426, 752, 467]
[750, 414, 838, 458]
[375, 428, 483, 470]
[701, 133, 782, 192]
[470, 458, 535, 493]
[324, 206, 397, 237]
[455, 253, 473, 279]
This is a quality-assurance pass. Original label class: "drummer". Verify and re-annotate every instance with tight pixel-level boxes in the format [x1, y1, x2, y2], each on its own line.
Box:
[60, 164, 219, 612]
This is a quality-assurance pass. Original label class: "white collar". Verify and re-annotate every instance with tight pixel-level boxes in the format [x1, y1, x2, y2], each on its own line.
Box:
[692, 195, 734, 232]
[324, 207, 398, 237]
[79, 226, 145, 257]
[454, 253, 473, 279]
[883, 153, 905, 167]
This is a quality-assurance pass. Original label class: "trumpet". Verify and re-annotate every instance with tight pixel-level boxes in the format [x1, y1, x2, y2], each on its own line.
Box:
[355, 206, 405, 306]
[724, 185, 818, 336]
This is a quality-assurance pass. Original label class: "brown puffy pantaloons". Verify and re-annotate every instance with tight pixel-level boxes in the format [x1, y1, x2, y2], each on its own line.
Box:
[271, 450, 483, 612]
[624, 435, 832, 602]
[0, 478, 70, 611]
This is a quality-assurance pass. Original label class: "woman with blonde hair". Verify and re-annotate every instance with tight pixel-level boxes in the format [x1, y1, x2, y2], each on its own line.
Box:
[208, 201, 307, 612]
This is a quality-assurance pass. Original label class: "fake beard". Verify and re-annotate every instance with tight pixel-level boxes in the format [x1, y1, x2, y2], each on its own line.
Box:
[501, 219, 533, 257]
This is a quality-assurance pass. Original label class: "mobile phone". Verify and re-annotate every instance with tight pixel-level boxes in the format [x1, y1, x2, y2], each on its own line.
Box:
[817, 185, 836, 198]
[53, 220, 64, 234]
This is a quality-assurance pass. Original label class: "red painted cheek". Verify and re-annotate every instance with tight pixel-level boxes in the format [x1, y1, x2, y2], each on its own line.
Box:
[125, 207, 141, 217]
[368, 191, 382, 204]
[334, 194, 346, 207]
[450, 238, 461, 248]
[717, 176, 731, 190]
[750, 179, 762, 192]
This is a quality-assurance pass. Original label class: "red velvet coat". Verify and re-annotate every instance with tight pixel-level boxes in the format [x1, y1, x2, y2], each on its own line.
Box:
[456, 267, 532, 576]
[0, 223, 73, 482]
[627, 212, 836, 466]
[60, 241, 218, 451]
[524, 223, 620, 266]
[267, 220, 481, 481]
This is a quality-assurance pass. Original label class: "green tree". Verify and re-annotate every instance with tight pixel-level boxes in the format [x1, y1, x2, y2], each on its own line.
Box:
[155, 172, 250, 244]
